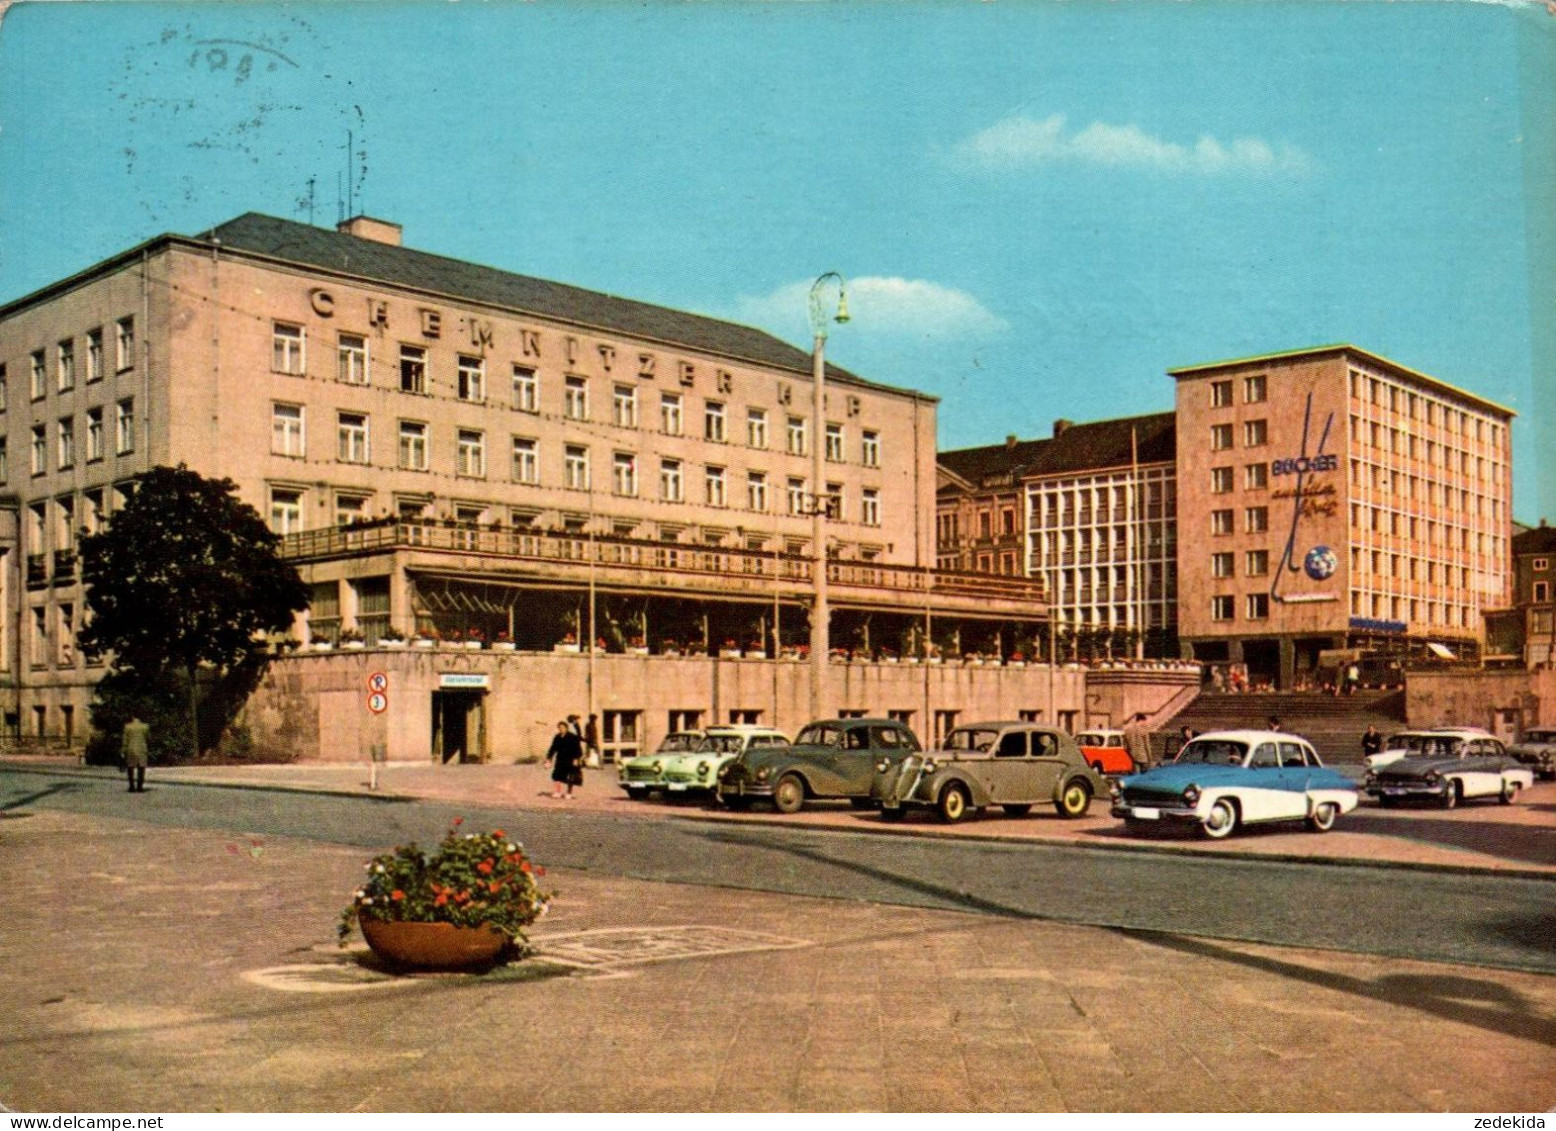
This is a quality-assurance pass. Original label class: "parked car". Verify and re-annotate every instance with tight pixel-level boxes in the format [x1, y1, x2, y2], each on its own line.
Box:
[1507, 728, 1556, 781]
[617, 730, 703, 798]
[1364, 734, 1533, 808]
[1073, 728, 1135, 775]
[1110, 729, 1358, 839]
[658, 725, 790, 797]
[717, 717, 922, 813]
[872, 721, 1106, 823]
[1362, 727, 1495, 772]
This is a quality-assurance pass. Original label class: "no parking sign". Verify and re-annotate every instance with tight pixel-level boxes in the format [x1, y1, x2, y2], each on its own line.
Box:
[366, 671, 389, 714]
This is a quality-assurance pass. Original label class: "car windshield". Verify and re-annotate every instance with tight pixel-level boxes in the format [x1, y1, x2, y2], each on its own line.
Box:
[657, 734, 700, 753]
[1075, 733, 1104, 746]
[1522, 730, 1556, 743]
[1385, 734, 1463, 758]
[1174, 739, 1248, 766]
[698, 734, 746, 754]
[944, 727, 1001, 752]
[796, 724, 845, 747]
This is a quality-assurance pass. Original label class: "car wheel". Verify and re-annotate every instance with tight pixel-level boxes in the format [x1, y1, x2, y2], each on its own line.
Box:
[772, 774, 806, 814]
[1499, 780, 1521, 805]
[1054, 780, 1092, 819]
[879, 805, 907, 822]
[1201, 798, 1238, 839]
[937, 782, 972, 823]
[1306, 800, 1339, 832]
[1001, 803, 1033, 818]
[1440, 782, 1459, 810]
[849, 797, 876, 811]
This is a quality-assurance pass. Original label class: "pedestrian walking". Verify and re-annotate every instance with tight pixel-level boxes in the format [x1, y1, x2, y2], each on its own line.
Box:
[584, 713, 601, 768]
[545, 721, 584, 799]
[1361, 724, 1383, 759]
[1123, 712, 1153, 772]
[121, 714, 150, 793]
[1177, 725, 1197, 757]
[1345, 663, 1361, 696]
[1267, 716, 1282, 732]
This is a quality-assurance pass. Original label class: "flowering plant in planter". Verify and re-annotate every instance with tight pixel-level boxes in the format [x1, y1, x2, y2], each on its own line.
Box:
[380, 626, 407, 643]
[339, 819, 553, 959]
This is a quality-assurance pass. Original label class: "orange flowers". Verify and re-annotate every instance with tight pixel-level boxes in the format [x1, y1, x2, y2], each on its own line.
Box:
[477, 859, 494, 875]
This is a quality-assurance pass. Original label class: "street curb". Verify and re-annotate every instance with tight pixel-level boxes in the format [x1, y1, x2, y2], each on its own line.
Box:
[4, 760, 1551, 883]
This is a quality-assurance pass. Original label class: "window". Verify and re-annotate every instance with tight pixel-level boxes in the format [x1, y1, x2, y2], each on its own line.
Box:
[56, 417, 74, 470]
[29, 426, 45, 475]
[660, 392, 683, 435]
[400, 345, 426, 394]
[115, 399, 135, 454]
[331, 494, 368, 527]
[704, 400, 726, 442]
[337, 412, 369, 464]
[787, 416, 807, 455]
[0, 363, 6, 407]
[1210, 380, 1233, 407]
[85, 408, 103, 462]
[1211, 594, 1234, 621]
[511, 437, 538, 484]
[564, 444, 590, 490]
[748, 408, 768, 449]
[1245, 462, 1268, 490]
[338, 333, 368, 385]
[1531, 557, 1549, 573]
[512, 366, 538, 412]
[1211, 509, 1234, 535]
[1210, 423, 1233, 450]
[0, 436, 8, 482]
[115, 317, 134, 371]
[30, 351, 45, 400]
[825, 482, 843, 521]
[825, 422, 844, 462]
[747, 471, 768, 512]
[456, 429, 485, 478]
[269, 488, 303, 535]
[861, 430, 879, 468]
[659, 458, 683, 502]
[861, 487, 880, 527]
[1245, 506, 1268, 534]
[613, 384, 637, 428]
[272, 403, 305, 457]
[86, 329, 103, 383]
[1245, 549, 1269, 576]
[56, 340, 75, 392]
[612, 452, 637, 496]
[787, 477, 807, 515]
[457, 355, 486, 402]
[1210, 467, 1233, 493]
[705, 465, 726, 507]
[1211, 551, 1234, 579]
[1243, 419, 1268, 447]
[1246, 593, 1269, 619]
[1244, 374, 1267, 403]
[272, 323, 305, 374]
[398, 421, 428, 470]
[564, 376, 589, 420]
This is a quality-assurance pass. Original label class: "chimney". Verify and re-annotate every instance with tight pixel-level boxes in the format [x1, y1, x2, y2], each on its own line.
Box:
[1053, 419, 1073, 438]
[337, 215, 403, 246]
[1006, 434, 1018, 451]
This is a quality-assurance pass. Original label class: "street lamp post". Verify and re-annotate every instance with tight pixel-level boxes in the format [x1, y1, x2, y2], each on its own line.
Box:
[808, 272, 849, 721]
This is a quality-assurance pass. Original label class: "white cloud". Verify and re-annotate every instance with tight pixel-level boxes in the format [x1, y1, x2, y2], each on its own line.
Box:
[732, 276, 1006, 340]
[958, 113, 1313, 177]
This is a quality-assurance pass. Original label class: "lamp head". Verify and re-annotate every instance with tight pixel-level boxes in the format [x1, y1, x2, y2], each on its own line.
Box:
[834, 290, 851, 325]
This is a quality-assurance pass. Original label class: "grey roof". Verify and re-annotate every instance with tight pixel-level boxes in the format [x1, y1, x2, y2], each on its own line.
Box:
[939, 411, 1176, 487]
[1514, 525, 1556, 555]
[199, 213, 918, 397]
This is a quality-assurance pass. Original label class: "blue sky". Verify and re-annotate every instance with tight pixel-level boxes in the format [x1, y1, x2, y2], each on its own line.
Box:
[2, 1, 1552, 519]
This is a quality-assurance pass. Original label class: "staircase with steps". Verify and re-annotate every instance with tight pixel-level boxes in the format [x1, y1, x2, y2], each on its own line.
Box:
[1156, 690, 1408, 765]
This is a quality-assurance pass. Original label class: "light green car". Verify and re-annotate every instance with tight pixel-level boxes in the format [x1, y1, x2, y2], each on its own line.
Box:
[659, 725, 790, 798]
[618, 731, 702, 799]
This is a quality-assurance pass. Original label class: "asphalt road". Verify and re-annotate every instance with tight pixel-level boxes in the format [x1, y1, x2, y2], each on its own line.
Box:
[7, 767, 1554, 974]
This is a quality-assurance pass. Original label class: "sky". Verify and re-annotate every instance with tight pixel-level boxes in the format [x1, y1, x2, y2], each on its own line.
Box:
[1, 0, 1552, 519]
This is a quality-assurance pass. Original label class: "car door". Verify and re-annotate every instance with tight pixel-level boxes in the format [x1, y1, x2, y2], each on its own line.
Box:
[1276, 740, 1318, 818]
[1457, 739, 1503, 798]
[982, 729, 1033, 802]
[1242, 741, 1288, 821]
[1027, 729, 1070, 800]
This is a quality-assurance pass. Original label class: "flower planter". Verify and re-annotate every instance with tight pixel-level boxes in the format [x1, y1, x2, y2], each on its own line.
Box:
[343, 640, 366, 651]
[359, 918, 507, 972]
[554, 643, 581, 654]
[312, 642, 333, 652]
[463, 641, 484, 651]
[381, 640, 407, 650]
[744, 651, 767, 660]
[413, 639, 436, 649]
[492, 642, 517, 653]
[627, 647, 649, 656]
[720, 650, 743, 659]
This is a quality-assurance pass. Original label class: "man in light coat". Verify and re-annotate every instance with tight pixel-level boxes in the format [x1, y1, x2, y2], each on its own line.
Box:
[121, 714, 150, 793]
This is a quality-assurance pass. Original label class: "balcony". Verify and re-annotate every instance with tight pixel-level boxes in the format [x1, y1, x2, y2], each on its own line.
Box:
[52, 549, 77, 585]
[280, 519, 1051, 620]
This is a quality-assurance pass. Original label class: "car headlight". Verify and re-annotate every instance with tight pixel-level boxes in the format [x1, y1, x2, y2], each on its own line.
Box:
[1182, 784, 1200, 807]
[717, 762, 731, 779]
[1424, 770, 1440, 784]
[697, 762, 711, 777]
[875, 758, 889, 773]
[922, 759, 937, 774]
[1364, 771, 1376, 785]
[651, 761, 663, 775]
[1108, 780, 1122, 801]
[755, 766, 771, 783]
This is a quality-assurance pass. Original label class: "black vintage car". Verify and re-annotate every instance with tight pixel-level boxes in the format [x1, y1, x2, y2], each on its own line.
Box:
[1507, 728, 1556, 781]
[717, 717, 922, 814]
[1364, 734, 1534, 808]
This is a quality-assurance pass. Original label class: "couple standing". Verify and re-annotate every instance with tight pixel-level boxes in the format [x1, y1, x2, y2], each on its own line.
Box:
[545, 713, 598, 799]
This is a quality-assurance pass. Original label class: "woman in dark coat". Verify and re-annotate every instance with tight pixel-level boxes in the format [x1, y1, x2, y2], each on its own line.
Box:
[545, 720, 584, 799]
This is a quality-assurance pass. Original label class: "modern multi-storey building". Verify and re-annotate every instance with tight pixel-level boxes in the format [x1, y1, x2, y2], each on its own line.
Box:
[0, 212, 1048, 756]
[1172, 345, 1514, 688]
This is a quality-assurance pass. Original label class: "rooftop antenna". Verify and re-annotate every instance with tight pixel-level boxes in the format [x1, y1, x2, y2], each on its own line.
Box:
[335, 171, 344, 225]
[296, 176, 316, 226]
[345, 129, 354, 220]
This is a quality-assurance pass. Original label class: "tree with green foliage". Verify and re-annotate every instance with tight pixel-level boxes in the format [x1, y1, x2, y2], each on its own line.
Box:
[78, 465, 310, 760]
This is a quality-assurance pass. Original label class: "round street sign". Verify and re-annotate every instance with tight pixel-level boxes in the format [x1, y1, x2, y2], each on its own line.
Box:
[367, 672, 389, 694]
[367, 691, 388, 714]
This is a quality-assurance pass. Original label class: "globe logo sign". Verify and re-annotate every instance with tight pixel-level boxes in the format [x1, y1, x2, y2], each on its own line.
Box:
[1304, 545, 1338, 582]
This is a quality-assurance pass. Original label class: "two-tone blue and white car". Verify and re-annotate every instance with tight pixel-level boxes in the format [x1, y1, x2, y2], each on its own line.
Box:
[1110, 729, 1359, 839]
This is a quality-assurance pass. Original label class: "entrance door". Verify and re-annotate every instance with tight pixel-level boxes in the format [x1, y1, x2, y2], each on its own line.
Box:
[432, 690, 486, 763]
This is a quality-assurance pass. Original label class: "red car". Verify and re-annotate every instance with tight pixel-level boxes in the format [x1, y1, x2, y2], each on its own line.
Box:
[1074, 729, 1136, 775]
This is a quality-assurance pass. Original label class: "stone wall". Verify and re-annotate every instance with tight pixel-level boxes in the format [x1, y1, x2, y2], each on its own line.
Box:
[1405, 667, 1556, 740]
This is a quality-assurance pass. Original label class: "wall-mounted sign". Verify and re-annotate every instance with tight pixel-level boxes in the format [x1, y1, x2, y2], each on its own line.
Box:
[1349, 616, 1406, 634]
[1271, 453, 1338, 476]
[1303, 545, 1338, 581]
[439, 672, 490, 689]
[366, 691, 388, 714]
